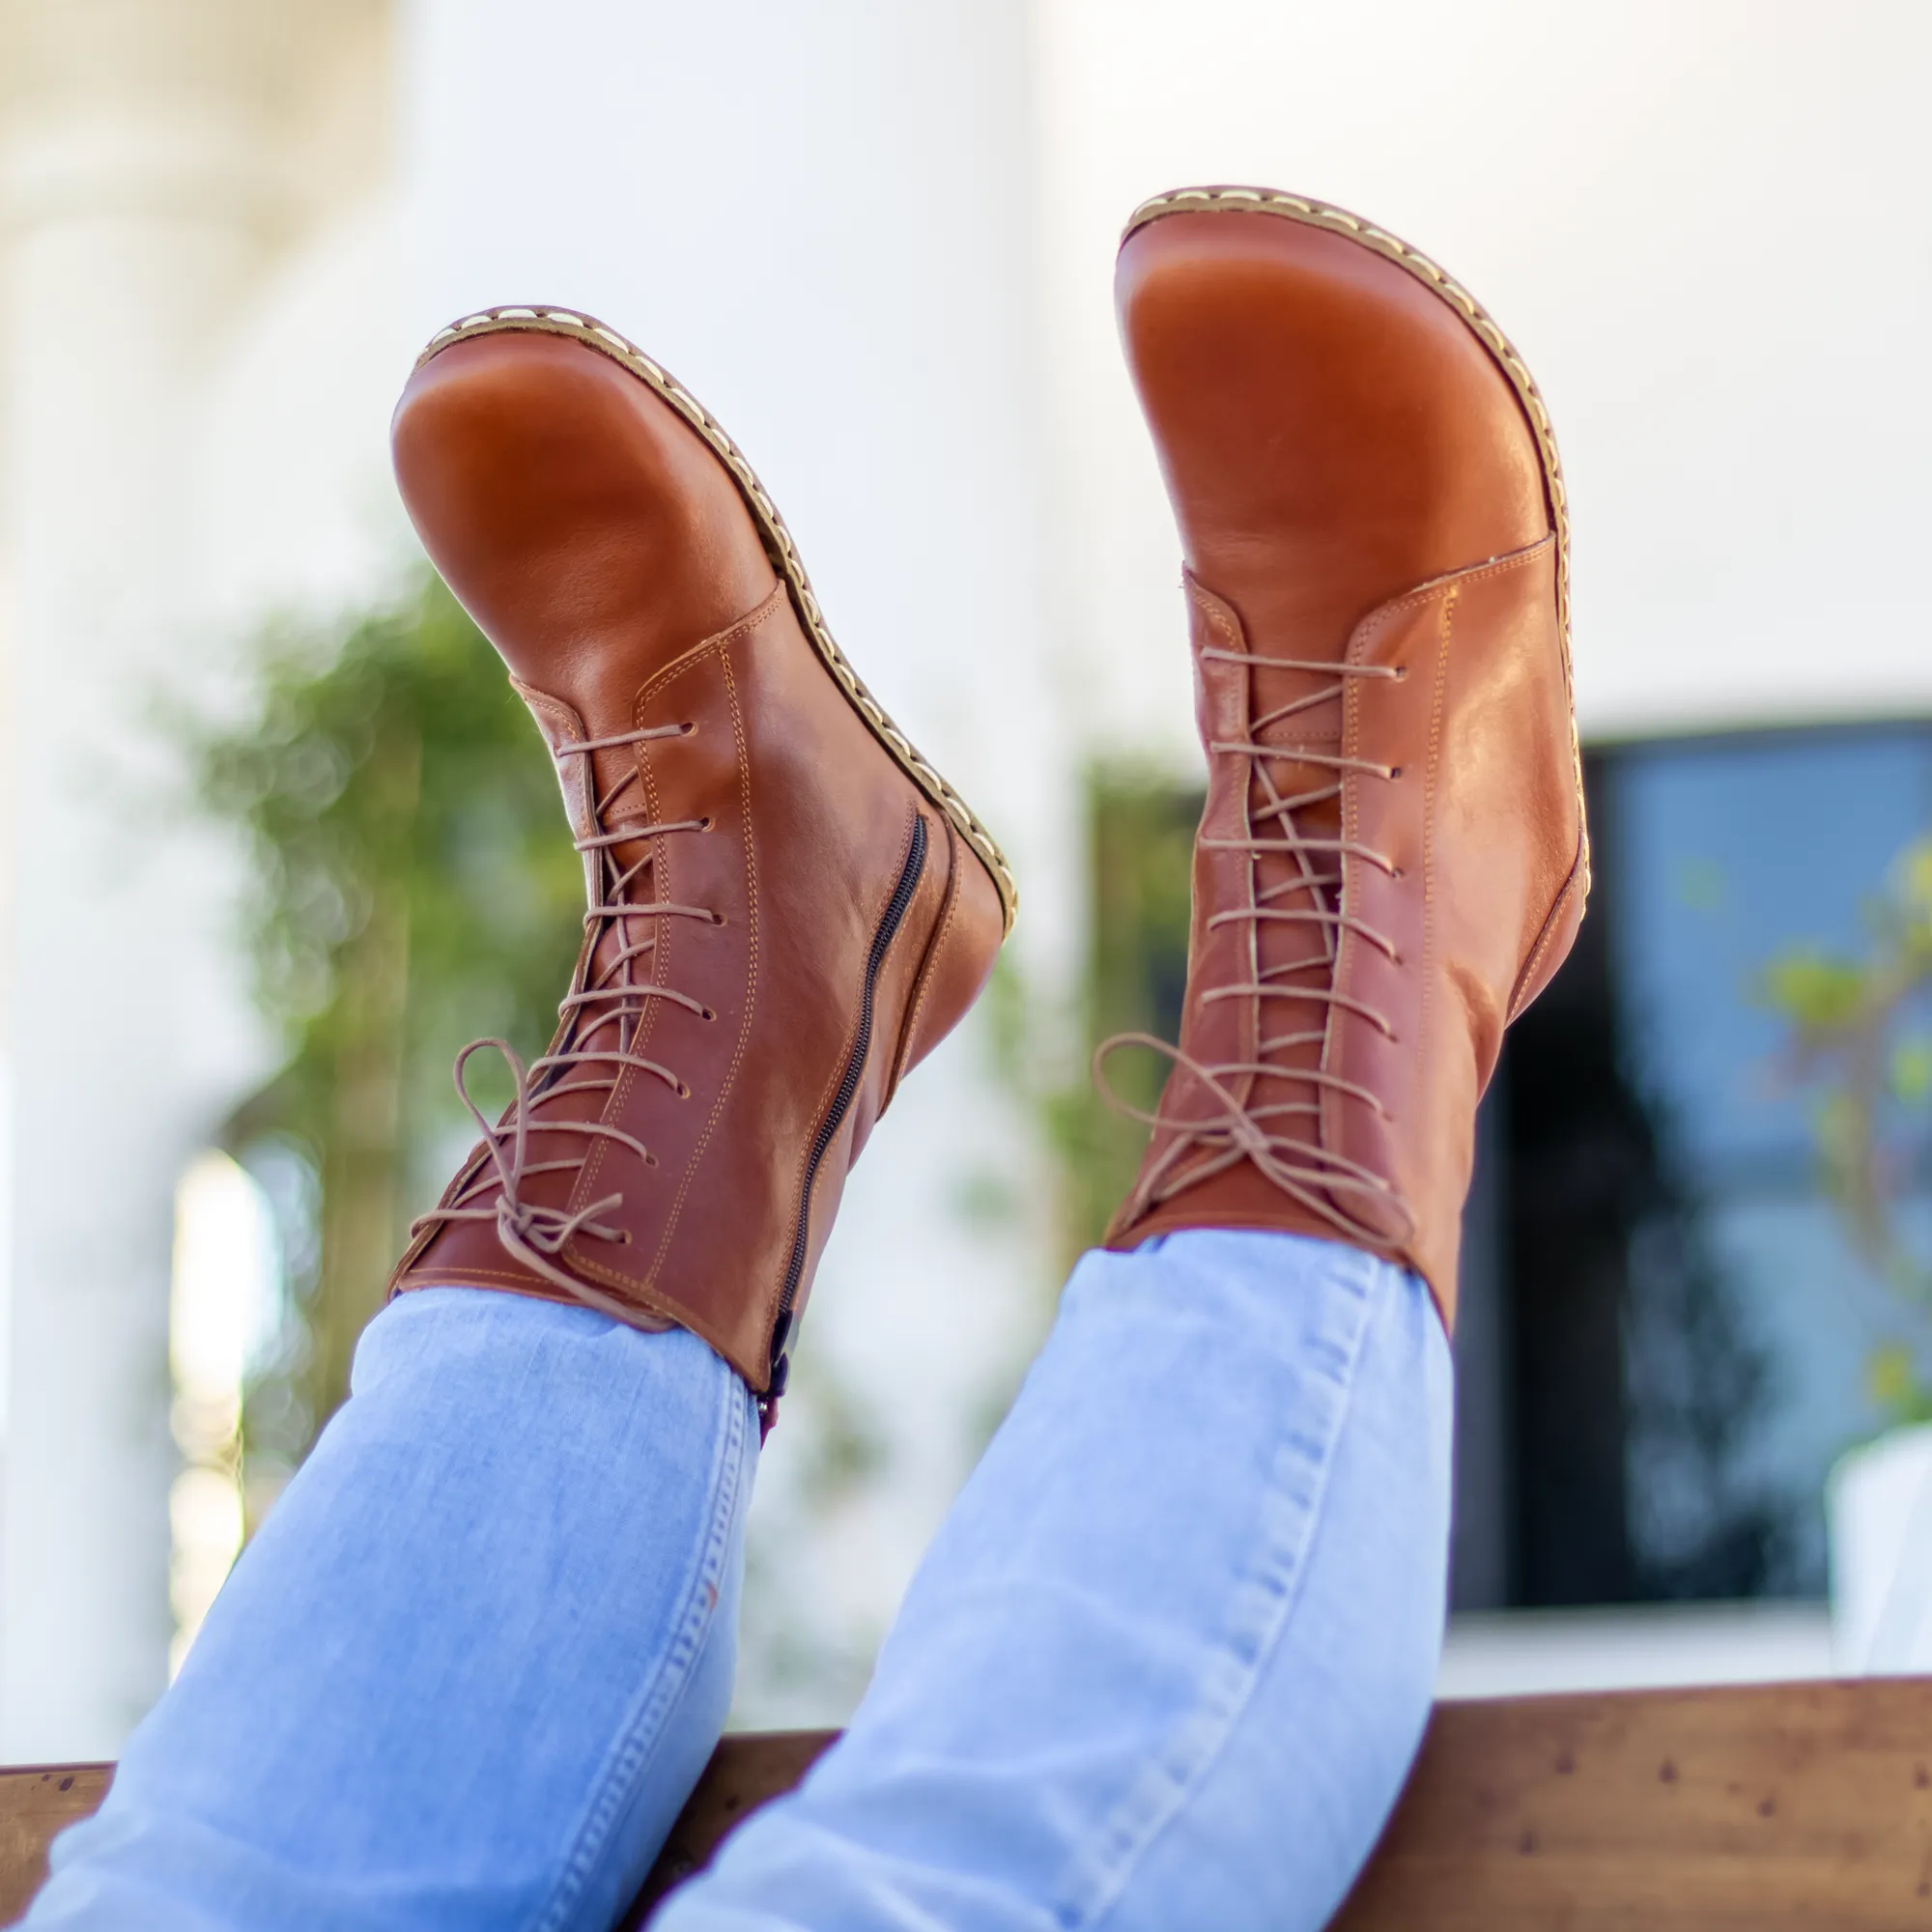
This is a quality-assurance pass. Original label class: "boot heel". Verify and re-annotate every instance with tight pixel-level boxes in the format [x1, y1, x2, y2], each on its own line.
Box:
[889, 816, 1006, 1093]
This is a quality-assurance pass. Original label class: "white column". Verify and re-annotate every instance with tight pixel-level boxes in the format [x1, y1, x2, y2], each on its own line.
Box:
[0, 0, 286, 1756]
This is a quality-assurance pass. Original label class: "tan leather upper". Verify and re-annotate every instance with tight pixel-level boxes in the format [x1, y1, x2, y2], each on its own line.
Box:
[1103, 201, 1588, 1328]
[386, 327, 1004, 1402]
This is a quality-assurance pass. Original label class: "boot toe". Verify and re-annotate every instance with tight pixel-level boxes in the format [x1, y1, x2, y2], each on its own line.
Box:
[391, 328, 776, 720]
[1116, 202, 1550, 654]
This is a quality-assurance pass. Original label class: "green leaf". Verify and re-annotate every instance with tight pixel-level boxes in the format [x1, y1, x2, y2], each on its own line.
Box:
[180, 570, 582, 1462]
[1893, 1039, 1932, 1104]
[1759, 952, 1865, 1028]
[1869, 1341, 1919, 1415]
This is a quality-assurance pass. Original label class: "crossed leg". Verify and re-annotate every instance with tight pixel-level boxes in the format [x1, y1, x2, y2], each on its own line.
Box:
[662, 1230, 1450, 1932]
[27, 1229, 1447, 1931]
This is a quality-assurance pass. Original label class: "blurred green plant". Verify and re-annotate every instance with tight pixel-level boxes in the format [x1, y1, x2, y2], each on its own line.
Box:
[988, 763, 1201, 1274]
[1765, 835, 1932, 1423]
[184, 572, 581, 1494]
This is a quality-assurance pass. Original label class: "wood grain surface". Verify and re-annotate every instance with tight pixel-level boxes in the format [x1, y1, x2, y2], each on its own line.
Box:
[621, 1729, 837, 1923]
[7, 1683, 1932, 1925]
[0, 1765, 110, 1926]
[1332, 1678, 1932, 1929]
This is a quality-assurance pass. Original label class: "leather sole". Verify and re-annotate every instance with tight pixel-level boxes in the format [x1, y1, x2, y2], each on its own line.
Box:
[413, 306, 1019, 933]
[1122, 185, 1586, 895]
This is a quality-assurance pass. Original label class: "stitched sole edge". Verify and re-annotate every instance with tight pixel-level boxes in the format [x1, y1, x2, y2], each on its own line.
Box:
[413, 307, 1019, 932]
[1121, 185, 1590, 899]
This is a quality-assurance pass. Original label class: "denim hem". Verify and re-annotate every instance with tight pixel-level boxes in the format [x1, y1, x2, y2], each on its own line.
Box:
[532, 1362, 753, 1932]
[1045, 1245, 1386, 1930]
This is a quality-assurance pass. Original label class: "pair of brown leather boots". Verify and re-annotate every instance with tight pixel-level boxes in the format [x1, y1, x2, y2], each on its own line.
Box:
[385, 187, 1588, 1427]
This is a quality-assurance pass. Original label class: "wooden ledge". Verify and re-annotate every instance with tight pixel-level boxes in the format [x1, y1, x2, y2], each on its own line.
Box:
[5, 1679, 1929, 1927]
[1330, 1677, 1932, 1928]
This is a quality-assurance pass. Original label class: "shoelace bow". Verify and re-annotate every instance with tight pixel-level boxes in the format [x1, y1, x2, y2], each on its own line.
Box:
[412, 721, 716, 1303]
[1097, 644, 1417, 1247]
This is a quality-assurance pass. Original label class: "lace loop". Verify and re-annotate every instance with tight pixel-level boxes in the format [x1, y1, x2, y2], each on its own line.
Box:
[1098, 646, 1416, 1248]
[1094, 1034, 1411, 1245]
[412, 721, 712, 1289]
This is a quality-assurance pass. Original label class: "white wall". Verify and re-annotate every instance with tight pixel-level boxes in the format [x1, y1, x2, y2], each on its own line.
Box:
[1033, 0, 1932, 758]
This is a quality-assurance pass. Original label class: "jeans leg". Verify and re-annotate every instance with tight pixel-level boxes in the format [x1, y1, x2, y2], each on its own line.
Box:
[28, 1288, 758, 1932]
[658, 1229, 1453, 1932]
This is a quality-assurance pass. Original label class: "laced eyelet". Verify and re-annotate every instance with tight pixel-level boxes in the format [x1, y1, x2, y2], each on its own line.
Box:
[698, 815, 714, 831]
[427, 713, 721, 1298]
[1088, 637, 1424, 1259]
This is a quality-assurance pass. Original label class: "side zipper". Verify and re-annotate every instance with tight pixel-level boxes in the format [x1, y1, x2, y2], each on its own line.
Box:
[760, 813, 928, 1435]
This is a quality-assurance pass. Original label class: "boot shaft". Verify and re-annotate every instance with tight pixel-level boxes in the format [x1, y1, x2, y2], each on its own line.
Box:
[386, 311, 1009, 1402]
[1105, 193, 1588, 1327]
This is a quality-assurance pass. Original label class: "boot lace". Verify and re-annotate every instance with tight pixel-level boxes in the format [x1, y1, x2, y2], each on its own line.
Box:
[1097, 644, 1416, 1246]
[412, 721, 716, 1307]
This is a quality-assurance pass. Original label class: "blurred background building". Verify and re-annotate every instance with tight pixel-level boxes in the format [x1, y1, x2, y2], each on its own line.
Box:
[0, 0, 1928, 1758]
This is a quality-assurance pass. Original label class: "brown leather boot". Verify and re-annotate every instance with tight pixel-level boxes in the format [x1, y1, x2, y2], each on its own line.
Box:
[1101, 189, 1588, 1330]
[384, 309, 1012, 1421]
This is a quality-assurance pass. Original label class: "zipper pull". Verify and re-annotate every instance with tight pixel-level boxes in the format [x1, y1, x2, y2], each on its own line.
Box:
[757, 1310, 794, 1441]
[767, 1307, 793, 1387]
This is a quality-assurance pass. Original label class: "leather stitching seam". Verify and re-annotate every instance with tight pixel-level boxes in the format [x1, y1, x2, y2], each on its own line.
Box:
[412, 306, 1017, 928]
[643, 640, 760, 1296]
[891, 815, 961, 1097]
[1418, 589, 1454, 1228]
[1508, 834, 1588, 1024]
[774, 804, 923, 1350]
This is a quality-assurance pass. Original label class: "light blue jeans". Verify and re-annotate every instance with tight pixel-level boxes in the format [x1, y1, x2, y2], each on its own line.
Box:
[27, 1231, 1452, 1931]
